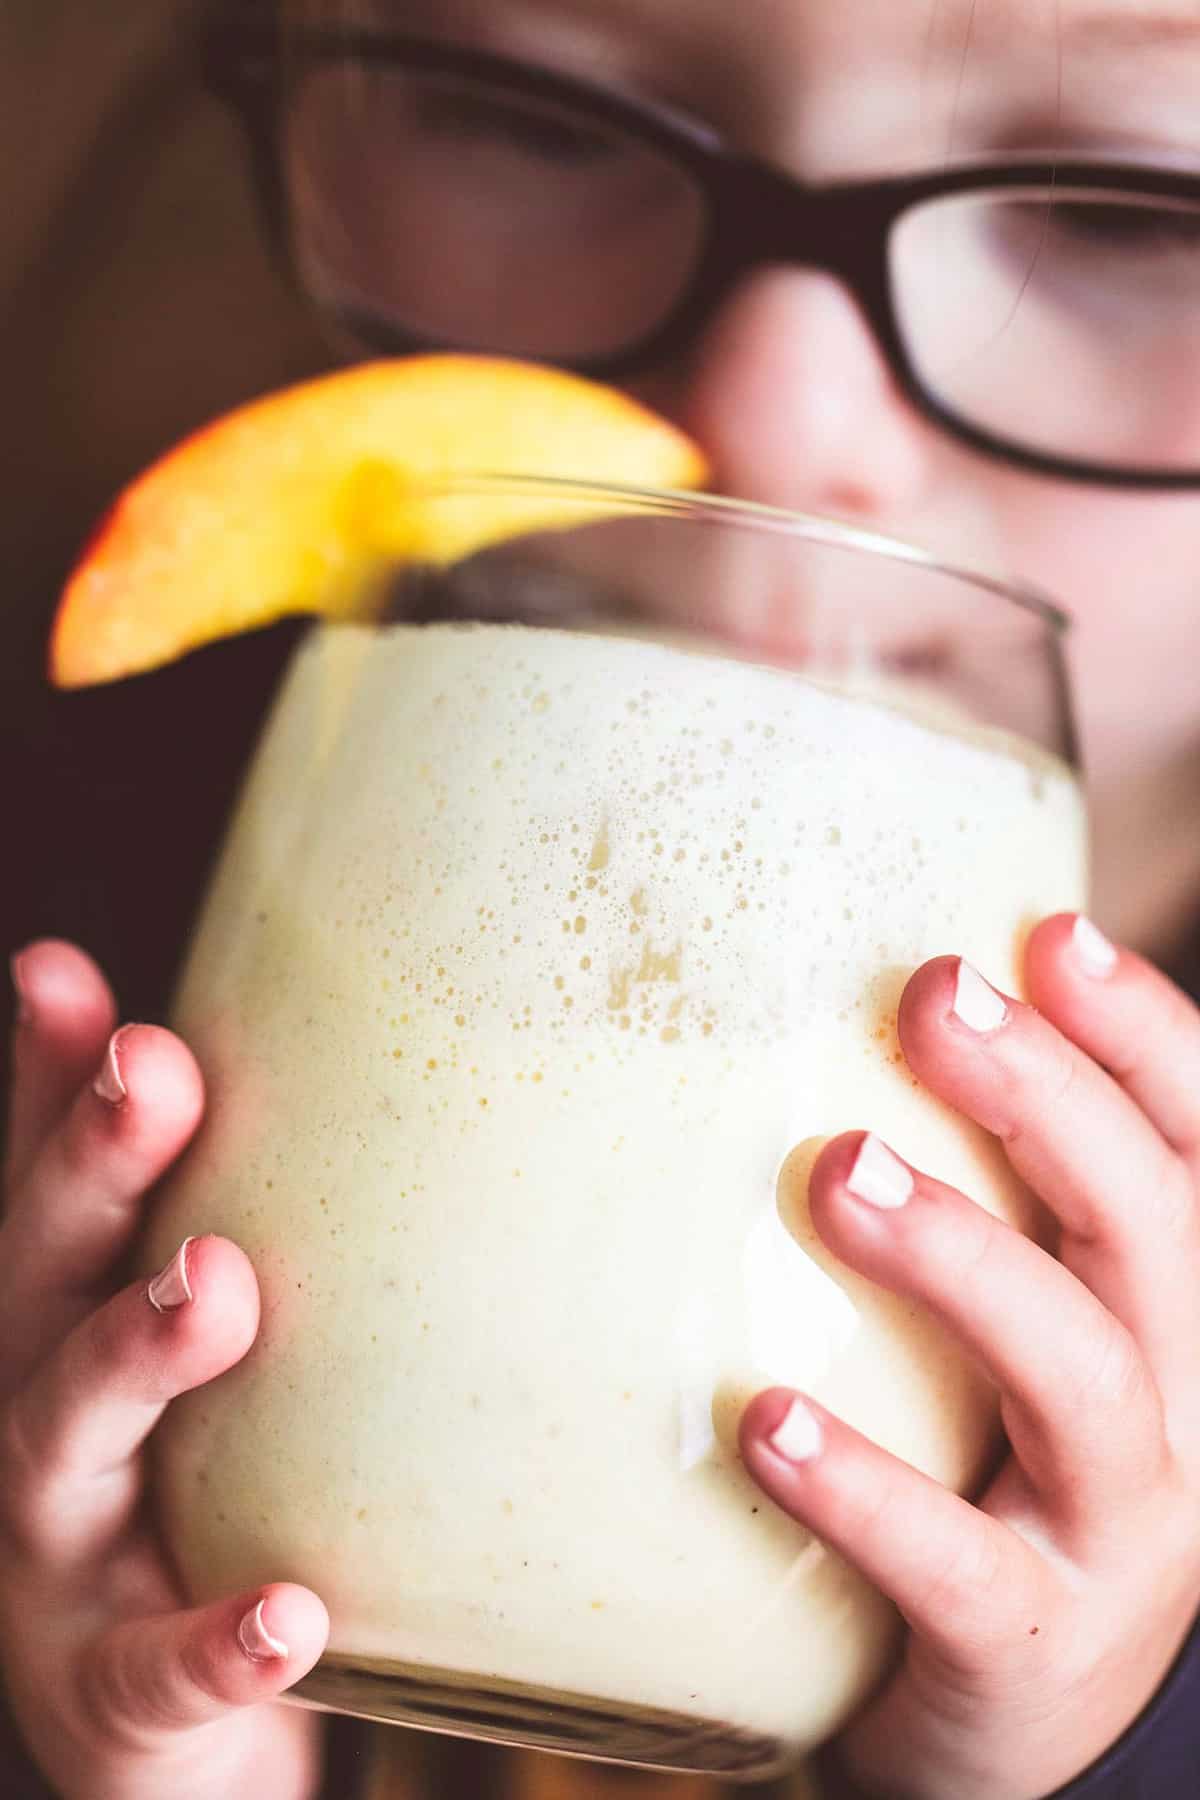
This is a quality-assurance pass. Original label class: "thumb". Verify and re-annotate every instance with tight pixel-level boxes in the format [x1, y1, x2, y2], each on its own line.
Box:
[82, 1584, 329, 1743]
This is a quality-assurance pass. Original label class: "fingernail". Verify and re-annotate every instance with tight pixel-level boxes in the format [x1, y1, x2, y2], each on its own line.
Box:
[847, 1134, 913, 1210]
[1072, 915, 1118, 978]
[10, 950, 32, 1026]
[952, 960, 1009, 1034]
[238, 1598, 289, 1663]
[148, 1238, 194, 1314]
[93, 1028, 130, 1107]
[768, 1397, 823, 1464]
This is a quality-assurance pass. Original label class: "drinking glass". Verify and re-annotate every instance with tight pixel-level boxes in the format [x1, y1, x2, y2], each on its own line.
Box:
[143, 483, 1084, 1779]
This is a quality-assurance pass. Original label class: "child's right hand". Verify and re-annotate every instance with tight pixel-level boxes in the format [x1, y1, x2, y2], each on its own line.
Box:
[0, 941, 330, 1800]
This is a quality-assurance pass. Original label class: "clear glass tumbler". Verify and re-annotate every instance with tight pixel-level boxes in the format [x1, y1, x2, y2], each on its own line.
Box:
[143, 483, 1085, 1779]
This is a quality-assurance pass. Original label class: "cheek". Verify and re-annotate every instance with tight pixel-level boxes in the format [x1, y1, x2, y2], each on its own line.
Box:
[995, 483, 1142, 631]
[990, 479, 1200, 758]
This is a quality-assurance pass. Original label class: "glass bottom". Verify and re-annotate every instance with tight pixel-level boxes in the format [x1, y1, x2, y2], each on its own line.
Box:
[289, 1652, 792, 1781]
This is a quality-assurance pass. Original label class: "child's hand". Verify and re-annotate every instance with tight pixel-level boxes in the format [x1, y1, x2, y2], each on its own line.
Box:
[740, 915, 1200, 1800]
[0, 942, 330, 1800]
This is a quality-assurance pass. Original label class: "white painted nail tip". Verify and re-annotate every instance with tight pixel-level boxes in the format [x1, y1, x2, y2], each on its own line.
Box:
[768, 1399, 823, 1464]
[952, 961, 1009, 1034]
[148, 1239, 195, 1314]
[847, 1134, 914, 1210]
[93, 1032, 128, 1106]
[238, 1599, 289, 1663]
[1072, 915, 1118, 977]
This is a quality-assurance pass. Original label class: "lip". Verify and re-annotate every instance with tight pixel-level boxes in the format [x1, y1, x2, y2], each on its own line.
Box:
[880, 641, 953, 678]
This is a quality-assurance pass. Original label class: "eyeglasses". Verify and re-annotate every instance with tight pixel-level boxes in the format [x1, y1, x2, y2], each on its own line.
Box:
[208, 21, 1200, 490]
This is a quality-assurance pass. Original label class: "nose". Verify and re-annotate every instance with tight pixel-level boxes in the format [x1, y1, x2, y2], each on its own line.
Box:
[673, 267, 940, 523]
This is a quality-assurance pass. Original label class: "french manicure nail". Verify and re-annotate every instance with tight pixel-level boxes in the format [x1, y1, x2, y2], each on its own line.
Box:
[93, 1029, 129, 1107]
[847, 1134, 914, 1210]
[1072, 915, 1119, 978]
[768, 1398, 823, 1464]
[148, 1239, 194, 1314]
[238, 1599, 289, 1663]
[10, 951, 33, 1027]
[952, 960, 1009, 1034]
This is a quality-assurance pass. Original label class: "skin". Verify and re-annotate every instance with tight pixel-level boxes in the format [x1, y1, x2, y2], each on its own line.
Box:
[5, 1, 1200, 1796]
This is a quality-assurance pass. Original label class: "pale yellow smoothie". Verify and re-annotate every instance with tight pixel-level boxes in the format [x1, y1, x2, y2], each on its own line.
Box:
[145, 619, 1086, 1766]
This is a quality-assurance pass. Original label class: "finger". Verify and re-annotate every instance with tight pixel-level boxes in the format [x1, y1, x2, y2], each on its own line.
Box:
[81, 1583, 328, 1743]
[1024, 913, 1200, 1161]
[896, 956, 1200, 1393]
[6, 940, 117, 1191]
[1, 1023, 205, 1363]
[739, 1386, 1049, 1671]
[805, 1133, 1168, 1537]
[3, 1236, 258, 1567]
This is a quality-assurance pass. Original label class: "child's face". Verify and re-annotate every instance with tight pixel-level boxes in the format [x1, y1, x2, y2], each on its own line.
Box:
[297, 0, 1200, 812]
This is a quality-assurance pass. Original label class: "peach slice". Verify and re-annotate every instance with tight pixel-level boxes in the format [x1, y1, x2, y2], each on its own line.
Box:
[50, 355, 708, 689]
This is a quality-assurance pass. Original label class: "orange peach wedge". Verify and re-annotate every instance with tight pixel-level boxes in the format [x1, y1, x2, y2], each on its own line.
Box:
[50, 355, 708, 689]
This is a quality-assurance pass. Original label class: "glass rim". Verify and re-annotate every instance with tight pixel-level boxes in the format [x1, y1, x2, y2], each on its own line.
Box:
[415, 474, 1073, 637]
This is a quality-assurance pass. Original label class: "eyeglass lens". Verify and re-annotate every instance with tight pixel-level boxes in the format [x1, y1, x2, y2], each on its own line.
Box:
[892, 190, 1200, 472]
[287, 63, 707, 362]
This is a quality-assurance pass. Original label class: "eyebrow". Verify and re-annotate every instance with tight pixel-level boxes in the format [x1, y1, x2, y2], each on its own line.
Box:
[1060, 6, 1200, 46]
[928, 0, 1200, 59]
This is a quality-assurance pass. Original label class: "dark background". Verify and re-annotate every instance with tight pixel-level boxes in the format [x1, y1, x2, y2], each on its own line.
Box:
[1, 0, 329, 1076]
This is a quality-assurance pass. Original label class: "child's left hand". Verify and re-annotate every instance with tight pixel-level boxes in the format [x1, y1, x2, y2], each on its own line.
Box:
[740, 913, 1200, 1800]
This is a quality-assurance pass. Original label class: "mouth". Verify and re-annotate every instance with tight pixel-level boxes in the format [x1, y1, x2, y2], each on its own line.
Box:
[880, 640, 954, 680]
[392, 562, 955, 687]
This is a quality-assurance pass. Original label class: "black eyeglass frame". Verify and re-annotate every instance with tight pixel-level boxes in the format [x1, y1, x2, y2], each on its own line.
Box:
[204, 18, 1200, 492]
